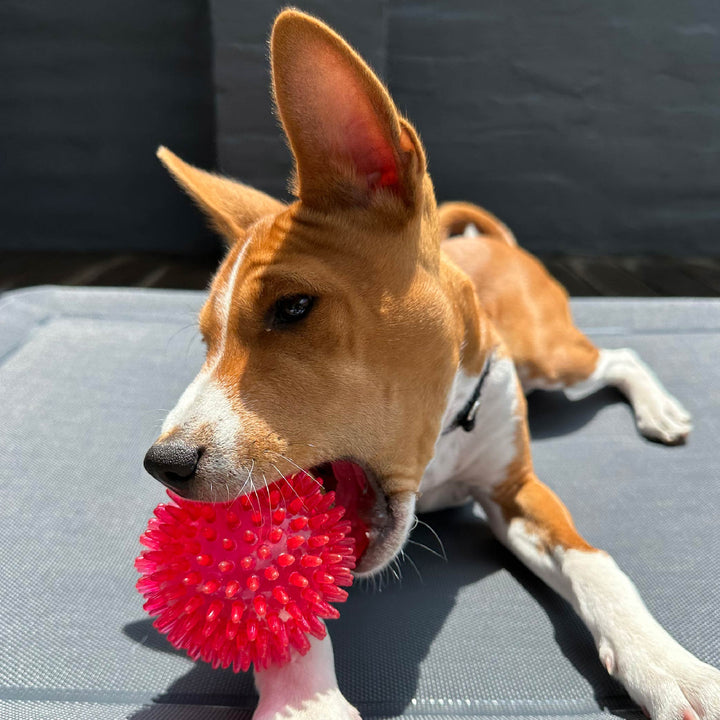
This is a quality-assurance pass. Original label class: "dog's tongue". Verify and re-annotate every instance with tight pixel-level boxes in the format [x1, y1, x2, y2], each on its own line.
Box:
[327, 461, 372, 560]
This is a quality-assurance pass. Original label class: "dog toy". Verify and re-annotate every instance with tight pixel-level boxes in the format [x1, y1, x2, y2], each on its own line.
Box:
[135, 471, 358, 672]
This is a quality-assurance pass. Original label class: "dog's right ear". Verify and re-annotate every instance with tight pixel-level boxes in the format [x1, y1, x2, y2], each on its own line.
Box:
[271, 10, 425, 211]
[156, 147, 285, 244]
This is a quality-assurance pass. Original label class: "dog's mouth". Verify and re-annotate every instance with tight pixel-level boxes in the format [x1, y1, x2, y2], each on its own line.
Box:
[247, 459, 413, 577]
[162, 454, 413, 576]
[305, 460, 394, 576]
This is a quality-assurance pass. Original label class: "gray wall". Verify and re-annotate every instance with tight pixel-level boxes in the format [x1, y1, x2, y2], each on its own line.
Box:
[3, 2, 719, 255]
[1, 0, 218, 254]
[212, 1, 720, 256]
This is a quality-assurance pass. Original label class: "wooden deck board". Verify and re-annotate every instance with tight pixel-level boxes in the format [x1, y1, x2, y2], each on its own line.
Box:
[561, 257, 659, 296]
[1, 251, 719, 297]
[618, 257, 719, 297]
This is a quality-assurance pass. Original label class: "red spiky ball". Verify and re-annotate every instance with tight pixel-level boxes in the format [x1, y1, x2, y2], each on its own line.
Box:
[135, 472, 357, 672]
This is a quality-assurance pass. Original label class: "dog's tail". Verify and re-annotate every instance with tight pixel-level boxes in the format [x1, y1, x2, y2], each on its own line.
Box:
[438, 201, 518, 247]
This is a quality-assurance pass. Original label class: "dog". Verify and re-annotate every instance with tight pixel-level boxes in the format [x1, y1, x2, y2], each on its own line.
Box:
[143, 9, 719, 720]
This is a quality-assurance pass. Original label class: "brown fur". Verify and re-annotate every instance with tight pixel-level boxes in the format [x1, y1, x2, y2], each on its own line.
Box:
[438, 206, 600, 551]
[158, 10, 491, 505]
[157, 147, 285, 244]
[439, 210, 599, 387]
[486, 379, 595, 553]
[156, 9, 599, 557]
[438, 201, 517, 246]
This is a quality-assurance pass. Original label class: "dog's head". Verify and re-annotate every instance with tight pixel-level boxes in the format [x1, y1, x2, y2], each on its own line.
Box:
[144, 10, 482, 575]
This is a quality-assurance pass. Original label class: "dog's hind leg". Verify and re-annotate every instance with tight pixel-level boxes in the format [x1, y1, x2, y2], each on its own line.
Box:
[560, 347, 692, 445]
[440, 201, 692, 445]
[440, 222, 690, 444]
[521, 339, 692, 445]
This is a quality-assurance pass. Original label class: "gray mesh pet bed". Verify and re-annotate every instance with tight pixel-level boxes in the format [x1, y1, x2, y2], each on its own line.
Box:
[0, 286, 718, 720]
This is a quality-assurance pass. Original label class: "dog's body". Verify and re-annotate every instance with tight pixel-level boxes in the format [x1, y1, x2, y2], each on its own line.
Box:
[144, 10, 719, 720]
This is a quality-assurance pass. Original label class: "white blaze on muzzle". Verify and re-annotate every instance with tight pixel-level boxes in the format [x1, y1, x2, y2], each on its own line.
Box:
[160, 370, 242, 454]
[161, 233, 252, 449]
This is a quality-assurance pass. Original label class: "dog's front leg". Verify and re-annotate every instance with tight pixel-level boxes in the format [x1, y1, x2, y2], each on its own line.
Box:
[476, 474, 720, 720]
[253, 632, 360, 720]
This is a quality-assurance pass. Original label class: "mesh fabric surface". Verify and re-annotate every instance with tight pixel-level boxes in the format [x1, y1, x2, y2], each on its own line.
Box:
[0, 287, 717, 719]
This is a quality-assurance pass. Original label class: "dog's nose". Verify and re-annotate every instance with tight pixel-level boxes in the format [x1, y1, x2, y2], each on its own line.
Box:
[143, 440, 201, 489]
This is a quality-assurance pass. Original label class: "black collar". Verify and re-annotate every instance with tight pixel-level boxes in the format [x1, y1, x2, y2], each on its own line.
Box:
[442, 353, 493, 435]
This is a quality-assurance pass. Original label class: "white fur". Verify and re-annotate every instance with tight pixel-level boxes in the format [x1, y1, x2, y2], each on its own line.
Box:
[248, 356, 522, 717]
[463, 223, 480, 239]
[161, 238, 250, 444]
[475, 512, 720, 720]
[160, 234, 706, 720]
[432, 356, 718, 720]
[498, 516, 573, 596]
[212, 239, 248, 364]
[161, 373, 241, 454]
[566, 348, 692, 444]
[418, 356, 520, 512]
[563, 348, 612, 401]
[253, 634, 360, 720]
[564, 549, 720, 720]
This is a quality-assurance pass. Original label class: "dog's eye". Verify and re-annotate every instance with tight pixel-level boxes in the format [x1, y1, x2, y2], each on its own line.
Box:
[271, 294, 316, 327]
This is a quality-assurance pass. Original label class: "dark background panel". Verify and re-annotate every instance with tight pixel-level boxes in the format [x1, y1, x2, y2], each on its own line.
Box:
[387, 1, 720, 254]
[212, 0, 720, 256]
[0, 0, 219, 254]
[2, 1, 720, 258]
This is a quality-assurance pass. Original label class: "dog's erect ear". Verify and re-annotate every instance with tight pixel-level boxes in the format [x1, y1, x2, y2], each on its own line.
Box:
[156, 147, 285, 244]
[271, 10, 425, 210]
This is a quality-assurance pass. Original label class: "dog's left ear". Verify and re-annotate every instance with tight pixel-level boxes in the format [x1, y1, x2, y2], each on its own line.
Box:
[156, 146, 286, 244]
[271, 9, 425, 210]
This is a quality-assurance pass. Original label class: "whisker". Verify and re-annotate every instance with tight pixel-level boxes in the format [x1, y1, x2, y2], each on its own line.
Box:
[238, 461, 253, 496]
[412, 517, 447, 561]
[241, 460, 258, 512]
[276, 453, 323, 489]
[280, 474, 305, 505]
[270, 462, 304, 507]
[246, 459, 255, 492]
[390, 558, 402, 583]
[184, 331, 202, 361]
[400, 549, 423, 582]
[407, 539, 447, 562]
[164, 322, 197, 352]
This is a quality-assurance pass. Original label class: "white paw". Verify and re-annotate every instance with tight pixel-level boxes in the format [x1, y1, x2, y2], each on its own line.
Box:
[634, 391, 692, 445]
[613, 348, 692, 445]
[603, 641, 720, 720]
[253, 688, 362, 720]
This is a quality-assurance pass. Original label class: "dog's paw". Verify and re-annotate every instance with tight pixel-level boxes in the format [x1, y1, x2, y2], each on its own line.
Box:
[614, 348, 692, 445]
[603, 639, 720, 720]
[634, 392, 692, 445]
[253, 688, 362, 720]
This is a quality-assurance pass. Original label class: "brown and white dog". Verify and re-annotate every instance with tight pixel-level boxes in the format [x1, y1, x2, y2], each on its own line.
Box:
[143, 10, 719, 720]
